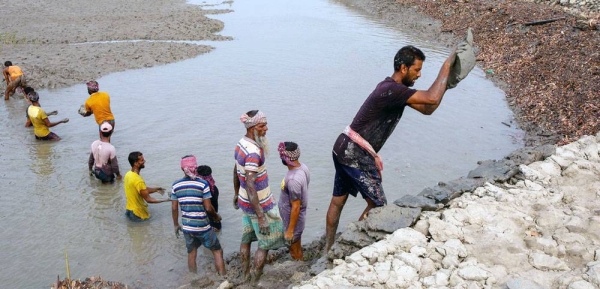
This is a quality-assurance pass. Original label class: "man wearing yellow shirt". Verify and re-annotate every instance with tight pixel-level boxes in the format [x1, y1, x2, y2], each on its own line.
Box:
[82, 80, 115, 131]
[24, 92, 69, 141]
[124, 151, 169, 222]
[3, 61, 27, 100]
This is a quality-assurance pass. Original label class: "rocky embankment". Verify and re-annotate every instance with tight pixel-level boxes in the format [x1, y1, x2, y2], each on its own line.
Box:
[297, 134, 600, 288]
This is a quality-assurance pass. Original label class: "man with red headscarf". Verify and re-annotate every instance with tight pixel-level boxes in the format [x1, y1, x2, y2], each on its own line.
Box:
[171, 155, 226, 275]
[81, 80, 115, 132]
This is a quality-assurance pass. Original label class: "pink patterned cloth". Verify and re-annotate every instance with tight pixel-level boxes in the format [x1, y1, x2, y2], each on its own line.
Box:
[180, 155, 198, 179]
[240, 110, 266, 128]
[86, 80, 99, 92]
[343, 126, 383, 177]
[278, 142, 301, 167]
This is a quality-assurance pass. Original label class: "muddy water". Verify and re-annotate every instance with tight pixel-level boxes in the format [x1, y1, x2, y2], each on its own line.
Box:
[0, 0, 523, 288]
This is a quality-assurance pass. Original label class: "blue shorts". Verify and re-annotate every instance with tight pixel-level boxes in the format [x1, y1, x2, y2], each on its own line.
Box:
[93, 168, 115, 183]
[125, 210, 146, 222]
[184, 230, 222, 253]
[332, 153, 387, 206]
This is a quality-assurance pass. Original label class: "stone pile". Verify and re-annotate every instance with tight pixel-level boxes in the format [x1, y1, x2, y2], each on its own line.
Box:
[298, 133, 600, 288]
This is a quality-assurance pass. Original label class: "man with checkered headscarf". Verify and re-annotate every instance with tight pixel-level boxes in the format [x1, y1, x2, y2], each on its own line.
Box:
[277, 141, 310, 261]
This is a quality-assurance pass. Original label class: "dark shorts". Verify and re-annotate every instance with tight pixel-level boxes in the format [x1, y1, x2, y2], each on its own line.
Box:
[35, 132, 60, 141]
[184, 230, 222, 253]
[332, 153, 387, 206]
[125, 210, 146, 222]
[93, 168, 115, 183]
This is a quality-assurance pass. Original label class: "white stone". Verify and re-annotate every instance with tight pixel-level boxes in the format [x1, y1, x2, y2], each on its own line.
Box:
[434, 270, 450, 286]
[410, 246, 427, 257]
[374, 260, 391, 283]
[585, 261, 600, 287]
[442, 254, 460, 269]
[397, 251, 422, 270]
[528, 251, 570, 271]
[528, 160, 562, 177]
[568, 280, 596, 289]
[519, 164, 544, 181]
[388, 228, 428, 251]
[429, 216, 463, 242]
[457, 265, 489, 281]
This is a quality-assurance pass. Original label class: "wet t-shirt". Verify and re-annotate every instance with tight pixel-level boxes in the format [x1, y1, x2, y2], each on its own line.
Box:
[333, 77, 416, 170]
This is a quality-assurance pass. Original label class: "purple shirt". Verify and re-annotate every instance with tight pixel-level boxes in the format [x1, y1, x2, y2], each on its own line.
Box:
[278, 163, 310, 241]
[333, 77, 416, 169]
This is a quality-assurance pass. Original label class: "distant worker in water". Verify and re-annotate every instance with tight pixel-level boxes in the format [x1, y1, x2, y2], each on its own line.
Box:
[88, 121, 122, 184]
[123, 151, 169, 222]
[197, 165, 222, 231]
[24, 92, 68, 141]
[3, 61, 27, 100]
[80, 80, 115, 133]
[325, 43, 472, 256]
[277, 141, 310, 261]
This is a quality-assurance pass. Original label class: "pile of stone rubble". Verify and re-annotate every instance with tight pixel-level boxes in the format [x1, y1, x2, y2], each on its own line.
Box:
[298, 133, 600, 288]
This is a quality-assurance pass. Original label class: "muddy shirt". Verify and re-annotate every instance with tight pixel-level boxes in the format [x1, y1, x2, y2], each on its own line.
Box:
[333, 77, 416, 170]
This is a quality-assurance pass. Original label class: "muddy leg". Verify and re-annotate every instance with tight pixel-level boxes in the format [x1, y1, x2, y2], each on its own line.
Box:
[240, 243, 251, 281]
[324, 194, 348, 256]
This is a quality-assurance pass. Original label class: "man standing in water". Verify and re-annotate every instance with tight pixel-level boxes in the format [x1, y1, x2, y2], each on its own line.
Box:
[24, 92, 69, 141]
[88, 122, 121, 184]
[233, 110, 285, 284]
[277, 141, 310, 261]
[325, 45, 466, 255]
[124, 151, 169, 222]
[3, 61, 27, 100]
[171, 155, 226, 275]
[81, 80, 115, 131]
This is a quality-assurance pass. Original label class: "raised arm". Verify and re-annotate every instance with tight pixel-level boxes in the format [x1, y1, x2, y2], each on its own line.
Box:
[407, 51, 456, 115]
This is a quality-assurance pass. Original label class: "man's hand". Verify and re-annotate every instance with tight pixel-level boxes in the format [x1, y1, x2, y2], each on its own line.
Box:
[48, 110, 58, 116]
[61, 118, 69, 124]
[233, 195, 239, 210]
[116, 175, 122, 180]
[174, 225, 182, 238]
[257, 215, 270, 235]
[284, 231, 293, 246]
[156, 187, 165, 195]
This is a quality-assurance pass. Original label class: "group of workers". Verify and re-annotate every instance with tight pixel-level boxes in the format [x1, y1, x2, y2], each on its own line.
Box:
[3, 41, 472, 285]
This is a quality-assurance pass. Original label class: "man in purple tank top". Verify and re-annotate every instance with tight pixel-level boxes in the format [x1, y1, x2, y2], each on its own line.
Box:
[325, 44, 469, 257]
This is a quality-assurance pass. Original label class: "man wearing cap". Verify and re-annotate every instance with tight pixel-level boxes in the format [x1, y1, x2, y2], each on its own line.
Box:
[233, 109, 285, 283]
[24, 92, 69, 141]
[277, 141, 310, 261]
[124, 151, 169, 222]
[88, 121, 122, 184]
[3, 61, 27, 100]
[171, 155, 226, 275]
[81, 80, 115, 131]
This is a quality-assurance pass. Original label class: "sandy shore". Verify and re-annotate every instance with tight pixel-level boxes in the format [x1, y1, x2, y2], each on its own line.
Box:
[0, 0, 232, 89]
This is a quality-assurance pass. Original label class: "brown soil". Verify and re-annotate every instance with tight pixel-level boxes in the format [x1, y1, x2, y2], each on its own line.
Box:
[392, 0, 600, 146]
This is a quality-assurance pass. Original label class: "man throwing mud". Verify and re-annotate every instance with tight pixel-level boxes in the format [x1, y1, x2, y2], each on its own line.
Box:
[3, 61, 27, 100]
[81, 80, 115, 131]
[233, 110, 285, 284]
[325, 45, 467, 255]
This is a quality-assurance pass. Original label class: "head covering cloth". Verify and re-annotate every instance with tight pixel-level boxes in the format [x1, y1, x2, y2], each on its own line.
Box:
[180, 155, 199, 179]
[240, 110, 267, 129]
[86, 80, 99, 92]
[27, 91, 39, 102]
[197, 165, 216, 193]
[278, 142, 301, 167]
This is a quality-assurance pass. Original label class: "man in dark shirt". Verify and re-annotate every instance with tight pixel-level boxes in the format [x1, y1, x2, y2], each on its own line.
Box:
[325, 45, 466, 256]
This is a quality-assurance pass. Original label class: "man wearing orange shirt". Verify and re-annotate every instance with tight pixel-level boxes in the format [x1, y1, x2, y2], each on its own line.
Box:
[81, 80, 115, 132]
[3, 61, 27, 100]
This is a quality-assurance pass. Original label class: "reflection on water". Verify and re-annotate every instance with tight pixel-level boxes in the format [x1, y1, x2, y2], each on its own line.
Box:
[0, 0, 523, 288]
